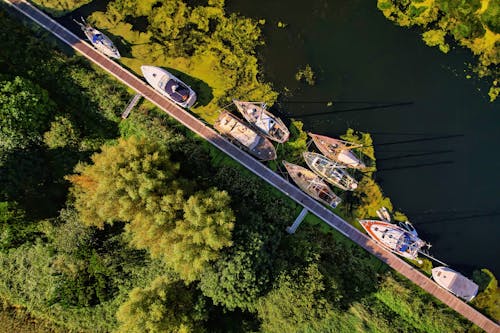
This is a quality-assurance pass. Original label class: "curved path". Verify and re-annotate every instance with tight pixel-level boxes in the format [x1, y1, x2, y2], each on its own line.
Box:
[3, 1, 498, 331]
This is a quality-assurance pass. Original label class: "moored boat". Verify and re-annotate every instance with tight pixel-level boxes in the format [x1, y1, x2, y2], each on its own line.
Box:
[358, 219, 426, 260]
[309, 133, 366, 169]
[141, 65, 197, 108]
[303, 152, 358, 191]
[214, 111, 276, 161]
[233, 100, 290, 143]
[74, 18, 120, 59]
[376, 207, 391, 222]
[282, 161, 342, 208]
[432, 266, 479, 302]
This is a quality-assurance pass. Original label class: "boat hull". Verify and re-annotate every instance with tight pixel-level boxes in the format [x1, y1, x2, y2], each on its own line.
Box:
[359, 219, 424, 260]
[432, 267, 478, 302]
[282, 161, 341, 208]
[83, 27, 120, 59]
[309, 133, 366, 169]
[233, 100, 289, 143]
[141, 65, 197, 108]
[303, 151, 358, 191]
[214, 111, 276, 161]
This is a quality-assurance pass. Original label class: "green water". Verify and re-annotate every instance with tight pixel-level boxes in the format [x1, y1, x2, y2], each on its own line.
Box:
[227, 0, 500, 275]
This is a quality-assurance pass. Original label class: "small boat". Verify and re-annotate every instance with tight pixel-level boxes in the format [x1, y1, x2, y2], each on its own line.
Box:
[141, 65, 197, 108]
[282, 161, 342, 208]
[432, 266, 478, 302]
[302, 152, 358, 191]
[74, 18, 120, 59]
[214, 111, 276, 161]
[358, 219, 426, 260]
[309, 133, 366, 169]
[233, 100, 290, 143]
[376, 207, 391, 222]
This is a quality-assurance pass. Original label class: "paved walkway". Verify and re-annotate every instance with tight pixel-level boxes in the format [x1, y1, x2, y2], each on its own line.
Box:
[3, 1, 498, 331]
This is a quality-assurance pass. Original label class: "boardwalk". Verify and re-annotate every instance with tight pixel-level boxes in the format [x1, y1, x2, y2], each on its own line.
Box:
[3, 1, 498, 332]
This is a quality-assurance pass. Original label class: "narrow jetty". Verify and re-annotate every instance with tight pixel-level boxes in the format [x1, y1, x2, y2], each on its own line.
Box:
[286, 207, 308, 234]
[121, 93, 142, 119]
[3, 1, 498, 332]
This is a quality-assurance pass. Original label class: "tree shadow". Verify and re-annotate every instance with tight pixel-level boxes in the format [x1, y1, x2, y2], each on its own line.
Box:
[165, 67, 214, 107]
[0, 145, 89, 219]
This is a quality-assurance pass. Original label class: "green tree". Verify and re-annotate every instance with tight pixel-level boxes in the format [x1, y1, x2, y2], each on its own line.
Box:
[0, 201, 38, 251]
[30, 0, 93, 17]
[116, 275, 207, 333]
[43, 116, 80, 149]
[199, 229, 272, 311]
[257, 263, 336, 333]
[166, 188, 234, 282]
[67, 136, 182, 228]
[0, 76, 55, 151]
[472, 269, 500, 321]
[69, 137, 234, 282]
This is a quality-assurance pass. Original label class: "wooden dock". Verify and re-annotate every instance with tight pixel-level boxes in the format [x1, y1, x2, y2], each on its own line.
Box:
[3, 1, 498, 332]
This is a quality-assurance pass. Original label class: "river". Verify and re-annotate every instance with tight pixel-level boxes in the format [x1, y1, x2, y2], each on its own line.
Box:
[225, 0, 500, 276]
[61, 0, 499, 276]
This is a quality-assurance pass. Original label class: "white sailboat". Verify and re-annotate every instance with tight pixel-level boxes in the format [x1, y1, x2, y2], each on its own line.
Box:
[309, 133, 366, 169]
[74, 18, 120, 59]
[282, 161, 342, 208]
[302, 152, 358, 191]
[359, 219, 426, 260]
[233, 100, 289, 143]
[141, 65, 197, 108]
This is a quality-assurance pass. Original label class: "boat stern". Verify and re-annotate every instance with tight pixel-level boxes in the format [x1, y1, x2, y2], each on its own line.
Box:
[180, 90, 197, 109]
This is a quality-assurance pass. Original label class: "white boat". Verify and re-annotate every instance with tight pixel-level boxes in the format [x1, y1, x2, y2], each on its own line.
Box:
[432, 266, 478, 302]
[141, 65, 197, 108]
[74, 18, 120, 59]
[233, 100, 289, 143]
[358, 219, 426, 260]
[309, 133, 366, 169]
[302, 152, 358, 191]
[282, 161, 342, 208]
[214, 111, 276, 161]
[376, 207, 391, 222]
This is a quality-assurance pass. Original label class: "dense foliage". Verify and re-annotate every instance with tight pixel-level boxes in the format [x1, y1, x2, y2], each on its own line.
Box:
[30, 0, 92, 17]
[0, 76, 55, 151]
[377, 0, 500, 101]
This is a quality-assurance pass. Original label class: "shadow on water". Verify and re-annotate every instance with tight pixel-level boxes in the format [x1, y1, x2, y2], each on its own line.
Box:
[378, 160, 454, 171]
[286, 102, 414, 118]
[377, 149, 454, 161]
[376, 134, 464, 146]
[166, 67, 214, 107]
[416, 210, 500, 226]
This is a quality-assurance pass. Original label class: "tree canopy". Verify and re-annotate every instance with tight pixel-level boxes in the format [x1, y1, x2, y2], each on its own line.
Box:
[0, 76, 55, 151]
[68, 136, 234, 281]
[116, 276, 207, 333]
